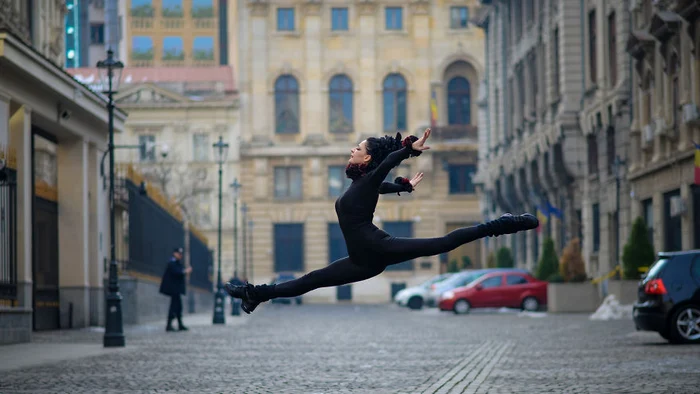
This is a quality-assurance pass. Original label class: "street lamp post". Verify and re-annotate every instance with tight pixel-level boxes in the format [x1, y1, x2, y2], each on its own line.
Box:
[229, 178, 241, 316]
[97, 49, 125, 348]
[212, 136, 229, 325]
[241, 203, 248, 280]
[248, 219, 254, 283]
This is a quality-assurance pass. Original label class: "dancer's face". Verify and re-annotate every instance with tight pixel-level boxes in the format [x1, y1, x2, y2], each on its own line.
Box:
[349, 140, 372, 165]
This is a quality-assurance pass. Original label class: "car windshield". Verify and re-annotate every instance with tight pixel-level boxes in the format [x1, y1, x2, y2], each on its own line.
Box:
[645, 258, 668, 280]
[439, 271, 483, 288]
[422, 274, 452, 287]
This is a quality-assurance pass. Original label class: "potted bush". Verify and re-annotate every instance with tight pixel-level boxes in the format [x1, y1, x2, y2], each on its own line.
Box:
[547, 238, 600, 313]
[496, 247, 514, 268]
[535, 238, 558, 280]
[609, 217, 655, 304]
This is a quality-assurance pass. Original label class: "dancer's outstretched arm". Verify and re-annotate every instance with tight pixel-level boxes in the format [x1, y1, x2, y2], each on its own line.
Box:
[368, 129, 431, 187]
[378, 172, 424, 195]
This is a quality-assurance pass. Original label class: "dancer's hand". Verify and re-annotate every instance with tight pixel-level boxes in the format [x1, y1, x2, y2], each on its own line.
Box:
[409, 172, 424, 189]
[411, 128, 431, 152]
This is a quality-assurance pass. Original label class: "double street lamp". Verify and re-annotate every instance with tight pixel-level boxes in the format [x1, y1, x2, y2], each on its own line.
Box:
[97, 49, 125, 348]
[212, 136, 229, 325]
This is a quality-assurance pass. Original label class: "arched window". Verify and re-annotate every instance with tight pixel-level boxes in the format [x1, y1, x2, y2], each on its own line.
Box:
[329, 75, 353, 133]
[275, 75, 299, 134]
[382, 73, 407, 132]
[447, 77, 471, 125]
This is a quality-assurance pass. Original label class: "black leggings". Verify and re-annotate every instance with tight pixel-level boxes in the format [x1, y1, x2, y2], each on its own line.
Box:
[271, 224, 486, 299]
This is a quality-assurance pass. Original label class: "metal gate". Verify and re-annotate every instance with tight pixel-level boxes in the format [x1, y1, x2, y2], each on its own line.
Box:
[0, 169, 17, 307]
[328, 223, 351, 301]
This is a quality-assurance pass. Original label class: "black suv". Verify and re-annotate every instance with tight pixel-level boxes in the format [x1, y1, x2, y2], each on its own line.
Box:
[633, 250, 700, 344]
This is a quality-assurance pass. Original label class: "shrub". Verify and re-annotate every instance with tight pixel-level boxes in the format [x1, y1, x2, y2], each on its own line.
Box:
[461, 255, 473, 269]
[622, 217, 656, 280]
[487, 251, 497, 268]
[496, 247, 514, 268]
[447, 259, 459, 273]
[547, 272, 565, 283]
[536, 238, 558, 280]
[559, 238, 587, 282]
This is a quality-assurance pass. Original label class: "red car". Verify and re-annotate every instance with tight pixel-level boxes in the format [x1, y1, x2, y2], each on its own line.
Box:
[438, 271, 547, 314]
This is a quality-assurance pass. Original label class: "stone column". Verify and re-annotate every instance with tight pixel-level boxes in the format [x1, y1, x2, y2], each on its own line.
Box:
[303, 1, 322, 141]
[680, 184, 693, 250]
[88, 143, 105, 326]
[410, 1, 431, 130]
[57, 138, 90, 329]
[0, 91, 8, 155]
[358, 1, 377, 133]
[249, 2, 270, 143]
[9, 106, 32, 312]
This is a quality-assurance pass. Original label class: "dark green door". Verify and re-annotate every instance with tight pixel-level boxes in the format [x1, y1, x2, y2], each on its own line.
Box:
[328, 223, 351, 301]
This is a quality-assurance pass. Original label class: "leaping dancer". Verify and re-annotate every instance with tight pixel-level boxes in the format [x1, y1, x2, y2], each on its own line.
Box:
[225, 128, 539, 314]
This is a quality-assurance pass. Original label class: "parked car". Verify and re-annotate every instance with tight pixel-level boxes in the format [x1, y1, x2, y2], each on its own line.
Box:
[633, 250, 700, 344]
[425, 268, 530, 308]
[269, 272, 303, 305]
[394, 273, 454, 310]
[438, 270, 547, 314]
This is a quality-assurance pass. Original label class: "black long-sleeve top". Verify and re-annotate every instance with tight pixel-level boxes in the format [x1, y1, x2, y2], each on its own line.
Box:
[334, 145, 417, 265]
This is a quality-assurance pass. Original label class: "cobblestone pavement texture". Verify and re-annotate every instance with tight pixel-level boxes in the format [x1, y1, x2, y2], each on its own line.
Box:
[1, 304, 699, 393]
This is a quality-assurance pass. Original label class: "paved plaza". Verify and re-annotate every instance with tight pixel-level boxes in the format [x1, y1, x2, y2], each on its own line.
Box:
[0, 304, 698, 393]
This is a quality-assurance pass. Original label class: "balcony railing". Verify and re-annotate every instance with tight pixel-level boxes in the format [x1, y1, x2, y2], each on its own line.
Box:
[193, 18, 216, 29]
[161, 19, 185, 29]
[131, 18, 154, 29]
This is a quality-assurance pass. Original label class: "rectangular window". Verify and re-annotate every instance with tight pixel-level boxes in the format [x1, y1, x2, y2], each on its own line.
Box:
[277, 8, 295, 31]
[328, 166, 352, 198]
[385, 7, 402, 30]
[552, 28, 560, 97]
[138, 135, 155, 162]
[331, 7, 349, 31]
[383, 221, 414, 271]
[274, 223, 304, 272]
[587, 133, 598, 175]
[90, 23, 105, 45]
[588, 10, 597, 84]
[608, 12, 617, 87]
[274, 166, 302, 199]
[448, 164, 477, 194]
[663, 191, 682, 252]
[606, 125, 615, 175]
[642, 198, 653, 245]
[450, 6, 469, 29]
[192, 133, 209, 162]
[592, 203, 600, 252]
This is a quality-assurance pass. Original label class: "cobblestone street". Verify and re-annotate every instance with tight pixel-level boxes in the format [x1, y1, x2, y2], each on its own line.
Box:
[1, 304, 698, 393]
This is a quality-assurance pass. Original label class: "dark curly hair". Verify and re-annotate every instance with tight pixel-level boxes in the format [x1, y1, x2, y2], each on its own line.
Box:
[345, 133, 421, 180]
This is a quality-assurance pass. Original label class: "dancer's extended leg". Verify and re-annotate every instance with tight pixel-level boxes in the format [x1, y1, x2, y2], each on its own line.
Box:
[380, 213, 539, 264]
[225, 257, 383, 313]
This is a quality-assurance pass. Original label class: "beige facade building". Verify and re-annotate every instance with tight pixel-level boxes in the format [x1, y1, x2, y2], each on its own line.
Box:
[475, 0, 621, 278]
[0, 0, 125, 344]
[235, 0, 485, 303]
[626, 0, 700, 252]
[68, 66, 241, 283]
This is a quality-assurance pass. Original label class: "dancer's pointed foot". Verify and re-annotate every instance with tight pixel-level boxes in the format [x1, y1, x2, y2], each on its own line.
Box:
[486, 213, 539, 236]
[224, 282, 262, 314]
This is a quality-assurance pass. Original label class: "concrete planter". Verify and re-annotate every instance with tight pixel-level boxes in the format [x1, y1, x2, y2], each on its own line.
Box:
[607, 280, 640, 305]
[547, 282, 601, 313]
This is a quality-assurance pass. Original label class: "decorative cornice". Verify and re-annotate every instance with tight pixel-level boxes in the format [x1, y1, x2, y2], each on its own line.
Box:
[356, 0, 377, 16]
[409, 0, 430, 15]
[248, 0, 269, 17]
[304, 0, 322, 16]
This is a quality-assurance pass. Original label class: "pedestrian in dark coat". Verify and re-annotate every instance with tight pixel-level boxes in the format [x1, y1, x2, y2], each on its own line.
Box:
[159, 247, 192, 331]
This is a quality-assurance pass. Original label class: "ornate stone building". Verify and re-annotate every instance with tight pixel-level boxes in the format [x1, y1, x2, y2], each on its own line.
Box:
[235, 0, 485, 303]
[626, 0, 700, 252]
[475, 0, 593, 273]
[1, 0, 125, 343]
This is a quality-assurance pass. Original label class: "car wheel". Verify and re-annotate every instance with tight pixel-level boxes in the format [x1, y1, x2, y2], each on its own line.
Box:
[521, 297, 539, 312]
[407, 296, 423, 310]
[453, 299, 471, 315]
[669, 305, 700, 344]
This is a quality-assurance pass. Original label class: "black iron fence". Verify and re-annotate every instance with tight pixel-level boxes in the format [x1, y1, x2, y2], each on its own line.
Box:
[189, 228, 213, 291]
[0, 169, 17, 306]
[119, 176, 213, 293]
